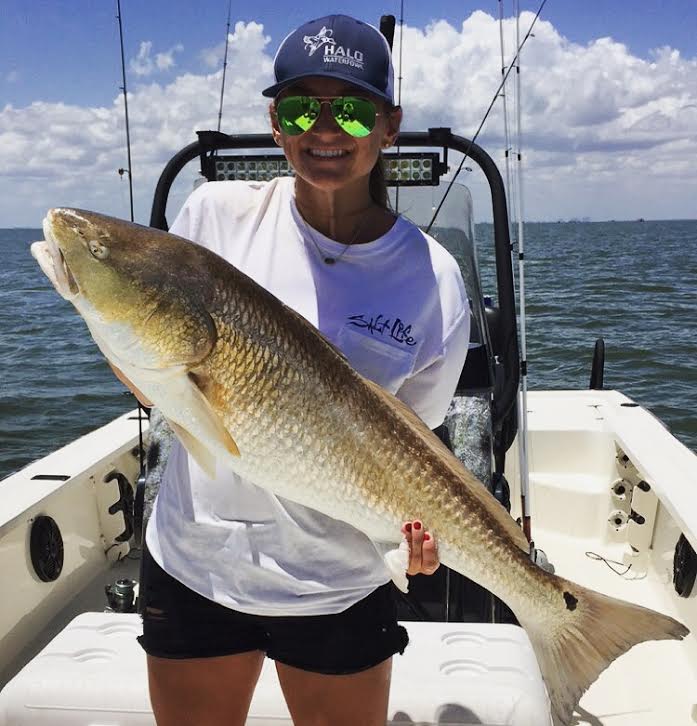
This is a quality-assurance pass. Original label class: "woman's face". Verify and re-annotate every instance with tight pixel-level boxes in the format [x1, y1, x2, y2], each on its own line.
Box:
[270, 76, 401, 195]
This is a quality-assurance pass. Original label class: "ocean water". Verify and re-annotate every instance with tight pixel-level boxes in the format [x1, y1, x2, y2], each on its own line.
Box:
[1, 220, 695, 481]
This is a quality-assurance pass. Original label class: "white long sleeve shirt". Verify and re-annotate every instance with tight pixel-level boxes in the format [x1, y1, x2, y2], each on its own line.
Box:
[146, 176, 470, 615]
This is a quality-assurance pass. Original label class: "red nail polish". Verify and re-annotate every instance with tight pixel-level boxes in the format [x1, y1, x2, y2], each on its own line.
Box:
[413, 521, 421, 530]
[405, 523, 412, 532]
[424, 533, 430, 541]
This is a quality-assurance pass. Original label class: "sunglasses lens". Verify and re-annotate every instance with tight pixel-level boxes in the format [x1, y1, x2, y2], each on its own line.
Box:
[276, 96, 378, 137]
[331, 97, 376, 137]
[276, 96, 320, 135]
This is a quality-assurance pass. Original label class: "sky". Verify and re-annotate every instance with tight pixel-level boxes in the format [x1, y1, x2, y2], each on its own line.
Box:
[1, 0, 696, 226]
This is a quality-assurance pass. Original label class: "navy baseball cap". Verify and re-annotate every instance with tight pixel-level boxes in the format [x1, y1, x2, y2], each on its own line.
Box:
[262, 15, 395, 104]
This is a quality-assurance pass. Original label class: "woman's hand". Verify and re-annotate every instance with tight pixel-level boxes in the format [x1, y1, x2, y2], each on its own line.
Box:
[402, 520, 440, 575]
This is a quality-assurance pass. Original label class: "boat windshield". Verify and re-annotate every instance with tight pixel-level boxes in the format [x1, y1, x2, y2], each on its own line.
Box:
[389, 181, 487, 351]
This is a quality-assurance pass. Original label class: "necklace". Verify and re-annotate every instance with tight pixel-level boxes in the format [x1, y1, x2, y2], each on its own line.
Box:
[300, 205, 373, 265]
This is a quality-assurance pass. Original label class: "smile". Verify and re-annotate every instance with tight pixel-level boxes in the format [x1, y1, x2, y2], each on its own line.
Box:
[307, 149, 349, 158]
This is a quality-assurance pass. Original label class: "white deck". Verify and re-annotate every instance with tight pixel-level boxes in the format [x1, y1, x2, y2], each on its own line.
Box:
[506, 390, 697, 724]
[0, 614, 550, 726]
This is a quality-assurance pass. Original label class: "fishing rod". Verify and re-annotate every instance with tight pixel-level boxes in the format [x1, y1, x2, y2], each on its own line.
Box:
[116, 0, 134, 223]
[497, 0, 515, 233]
[394, 0, 405, 213]
[116, 0, 147, 515]
[217, 0, 233, 132]
[497, 1, 530, 541]
[423, 0, 547, 541]
[424, 0, 548, 235]
[512, 0, 533, 544]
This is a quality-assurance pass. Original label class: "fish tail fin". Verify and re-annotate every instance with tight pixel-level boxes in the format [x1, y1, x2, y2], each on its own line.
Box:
[520, 576, 689, 726]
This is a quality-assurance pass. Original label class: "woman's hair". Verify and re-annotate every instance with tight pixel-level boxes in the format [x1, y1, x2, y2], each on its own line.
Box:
[369, 103, 399, 210]
[369, 155, 389, 209]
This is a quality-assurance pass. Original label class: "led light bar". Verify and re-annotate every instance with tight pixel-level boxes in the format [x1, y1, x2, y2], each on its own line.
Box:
[205, 155, 294, 182]
[383, 152, 442, 186]
[203, 152, 443, 186]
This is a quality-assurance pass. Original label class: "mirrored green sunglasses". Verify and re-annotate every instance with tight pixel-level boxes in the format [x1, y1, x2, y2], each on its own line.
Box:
[275, 95, 380, 138]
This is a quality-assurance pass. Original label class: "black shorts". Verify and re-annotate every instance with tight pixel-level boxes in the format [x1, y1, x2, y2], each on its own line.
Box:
[137, 546, 409, 675]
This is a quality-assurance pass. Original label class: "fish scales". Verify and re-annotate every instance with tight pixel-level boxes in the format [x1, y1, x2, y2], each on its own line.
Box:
[205, 277, 576, 630]
[32, 208, 689, 726]
[201, 271, 531, 588]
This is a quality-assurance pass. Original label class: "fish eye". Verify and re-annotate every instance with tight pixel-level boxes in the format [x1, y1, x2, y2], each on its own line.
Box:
[88, 240, 109, 260]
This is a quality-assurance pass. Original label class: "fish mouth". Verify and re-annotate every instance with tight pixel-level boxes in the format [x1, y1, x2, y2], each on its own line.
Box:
[30, 214, 80, 300]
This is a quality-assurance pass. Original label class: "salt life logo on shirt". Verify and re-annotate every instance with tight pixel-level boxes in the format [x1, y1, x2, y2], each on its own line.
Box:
[348, 314, 416, 346]
[303, 27, 365, 70]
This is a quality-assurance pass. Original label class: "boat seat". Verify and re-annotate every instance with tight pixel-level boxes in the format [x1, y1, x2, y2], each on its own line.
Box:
[0, 612, 551, 725]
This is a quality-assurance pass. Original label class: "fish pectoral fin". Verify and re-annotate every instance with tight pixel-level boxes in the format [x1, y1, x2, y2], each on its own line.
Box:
[166, 419, 218, 479]
[185, 372, 241, 459]
[158, 371, 240, 478]
[383, 540, 410, 593]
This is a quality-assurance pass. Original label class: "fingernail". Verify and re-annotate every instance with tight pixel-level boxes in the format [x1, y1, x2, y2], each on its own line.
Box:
[413, 521, 421, 531]
[405, 522, 412, 532]
[424, 533, 430, 541]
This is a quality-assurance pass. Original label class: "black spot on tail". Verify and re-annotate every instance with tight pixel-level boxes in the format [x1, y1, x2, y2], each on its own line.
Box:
[563, 591, 578, 611]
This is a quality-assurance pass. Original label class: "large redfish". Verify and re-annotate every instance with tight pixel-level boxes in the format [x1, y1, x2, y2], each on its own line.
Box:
[31, 209, 688, 725]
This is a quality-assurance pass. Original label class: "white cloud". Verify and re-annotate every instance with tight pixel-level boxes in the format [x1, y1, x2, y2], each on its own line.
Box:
[1, 14, 695, 226]
[130, 41, 184, 77]
[5, 70, 19, 83]
[396, 11, 697, 220]
[156, 45, 183, 72]
[0, 22, 274, 226]
[200, 21, 270, 69]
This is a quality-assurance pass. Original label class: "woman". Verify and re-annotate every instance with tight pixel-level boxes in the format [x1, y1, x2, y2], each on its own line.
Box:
[130, 14, 470, 726]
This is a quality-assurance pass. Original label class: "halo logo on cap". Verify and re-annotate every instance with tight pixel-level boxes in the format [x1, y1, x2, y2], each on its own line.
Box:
[302, 26, 365, 70]
[303, 27, 335, 56]
[262, 14, 394, 104]
[305, 26, 365, 70]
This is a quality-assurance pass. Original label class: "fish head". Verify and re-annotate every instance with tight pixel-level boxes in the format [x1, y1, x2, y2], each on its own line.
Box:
[31, 208, 217, 372]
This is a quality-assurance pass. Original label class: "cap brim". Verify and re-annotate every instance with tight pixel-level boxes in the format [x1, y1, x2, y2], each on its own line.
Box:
[262, 72, 393, 104]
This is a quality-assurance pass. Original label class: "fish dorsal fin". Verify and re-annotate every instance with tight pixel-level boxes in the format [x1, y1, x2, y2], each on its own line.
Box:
[321, 334, 350, 365]
[362, 378, 530, 554]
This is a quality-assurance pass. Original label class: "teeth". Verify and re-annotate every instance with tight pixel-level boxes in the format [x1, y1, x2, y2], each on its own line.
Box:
[309, 149, 347, 157]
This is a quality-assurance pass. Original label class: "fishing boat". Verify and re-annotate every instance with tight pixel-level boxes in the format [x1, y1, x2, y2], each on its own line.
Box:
[1, 10, 695, 726]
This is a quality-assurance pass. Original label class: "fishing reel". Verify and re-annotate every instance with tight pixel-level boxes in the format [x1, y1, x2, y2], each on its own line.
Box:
[105, 578, 137, 613]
